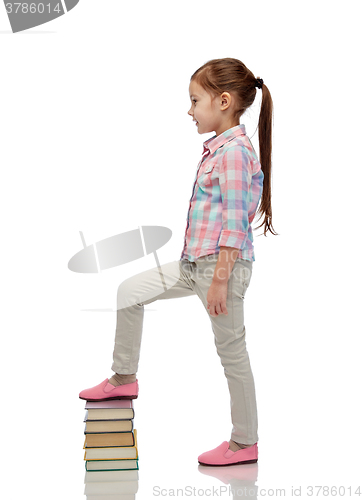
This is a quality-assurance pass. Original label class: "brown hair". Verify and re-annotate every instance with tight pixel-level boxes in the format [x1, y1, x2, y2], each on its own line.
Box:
[191, 58, 278, 237]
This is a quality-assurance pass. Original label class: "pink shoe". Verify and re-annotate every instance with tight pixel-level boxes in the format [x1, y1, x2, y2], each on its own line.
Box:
[79, 378, 139, 401]
[198, 441, 258, 466]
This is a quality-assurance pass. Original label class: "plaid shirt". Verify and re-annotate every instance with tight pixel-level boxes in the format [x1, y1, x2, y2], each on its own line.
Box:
[180, 124, 264, 262]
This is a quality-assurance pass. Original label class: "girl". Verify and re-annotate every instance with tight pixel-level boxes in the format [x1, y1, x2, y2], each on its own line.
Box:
[79, 57, 277, 467]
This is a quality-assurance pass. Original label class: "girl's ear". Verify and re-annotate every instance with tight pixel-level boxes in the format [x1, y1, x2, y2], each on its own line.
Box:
[219, 92, 233, 111]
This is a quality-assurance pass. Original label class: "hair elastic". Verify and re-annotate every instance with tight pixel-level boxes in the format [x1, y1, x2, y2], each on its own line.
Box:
[255, 78, 264, 89]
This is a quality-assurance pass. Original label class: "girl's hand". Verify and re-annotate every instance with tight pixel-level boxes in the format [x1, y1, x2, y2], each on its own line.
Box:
[207, 280, 228, 317]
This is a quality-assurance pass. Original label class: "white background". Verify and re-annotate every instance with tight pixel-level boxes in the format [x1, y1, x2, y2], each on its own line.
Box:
[1, 1, 362, 499]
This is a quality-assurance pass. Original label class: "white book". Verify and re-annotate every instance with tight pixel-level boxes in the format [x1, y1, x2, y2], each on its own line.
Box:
[85, 399, 135, 421]
[85, 470, 138, 483]
[86, 459, 138, 471]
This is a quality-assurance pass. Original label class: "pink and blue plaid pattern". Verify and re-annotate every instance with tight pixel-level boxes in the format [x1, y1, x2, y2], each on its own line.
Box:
[180, 124, 264, 262]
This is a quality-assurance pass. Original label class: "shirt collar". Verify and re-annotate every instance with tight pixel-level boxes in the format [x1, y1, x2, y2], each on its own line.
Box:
[202, 124, 246, 156]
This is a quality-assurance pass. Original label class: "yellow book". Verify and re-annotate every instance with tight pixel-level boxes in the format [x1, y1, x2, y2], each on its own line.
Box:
[84, 431, 134, 448]
[84, 429, 138, 461]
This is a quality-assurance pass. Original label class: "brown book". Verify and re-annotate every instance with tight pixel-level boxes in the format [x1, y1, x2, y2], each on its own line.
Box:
[84, 431, 134, 448]
[84, 429, 138, 460]
[84, 419, 133, 434]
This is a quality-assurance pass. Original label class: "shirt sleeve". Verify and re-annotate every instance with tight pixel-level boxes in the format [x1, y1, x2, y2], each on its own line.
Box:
[217, 145, 251, 251]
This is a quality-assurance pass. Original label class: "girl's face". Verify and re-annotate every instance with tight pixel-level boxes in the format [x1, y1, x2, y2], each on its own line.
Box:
[188, 80, 221, 135]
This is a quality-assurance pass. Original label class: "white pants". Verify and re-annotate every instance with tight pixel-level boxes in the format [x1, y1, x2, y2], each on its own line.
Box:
[112, 254, 258, 445]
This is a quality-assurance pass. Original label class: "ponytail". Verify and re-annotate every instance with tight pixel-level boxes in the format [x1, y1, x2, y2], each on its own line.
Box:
[255, 81, 278, 236]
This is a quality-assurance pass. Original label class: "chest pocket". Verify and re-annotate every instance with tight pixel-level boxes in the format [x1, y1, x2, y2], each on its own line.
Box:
[197, 163, 218, 191]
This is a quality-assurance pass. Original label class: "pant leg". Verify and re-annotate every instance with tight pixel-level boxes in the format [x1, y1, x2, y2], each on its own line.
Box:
[111, 259, 196, 374]
[190, 255, 258, 445]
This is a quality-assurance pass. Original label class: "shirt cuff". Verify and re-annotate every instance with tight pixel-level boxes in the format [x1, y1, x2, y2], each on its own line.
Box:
[218, 230, 248, 250]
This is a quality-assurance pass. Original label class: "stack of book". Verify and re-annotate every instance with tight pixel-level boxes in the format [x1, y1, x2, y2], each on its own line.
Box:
[83, 399, 139, 498]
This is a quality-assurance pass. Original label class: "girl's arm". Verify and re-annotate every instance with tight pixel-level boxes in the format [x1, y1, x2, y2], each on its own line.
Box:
[208, 144, 250, 316]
